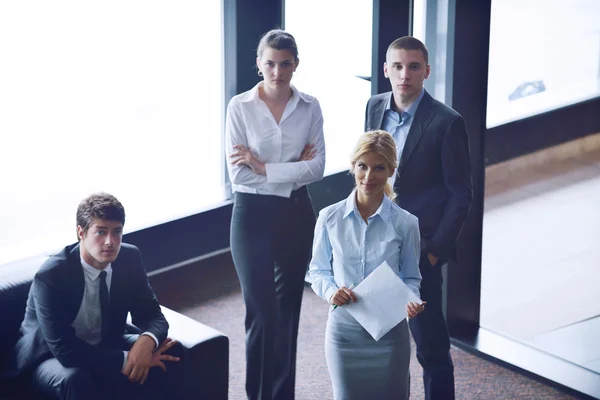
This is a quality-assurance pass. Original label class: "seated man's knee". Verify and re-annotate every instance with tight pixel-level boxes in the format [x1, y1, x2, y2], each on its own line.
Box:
[32, 359, 98, 400]
[58, 367, 96, 397]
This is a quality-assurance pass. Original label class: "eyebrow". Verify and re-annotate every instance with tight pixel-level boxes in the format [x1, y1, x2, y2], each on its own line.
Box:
[392, 61, 421, 66]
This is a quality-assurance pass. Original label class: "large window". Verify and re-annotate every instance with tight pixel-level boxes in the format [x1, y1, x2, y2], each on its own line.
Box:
[410, 0, 454, 106]
[0, 1, 223, 265]
[481, 0, 600, 380]
[486, 0, 600, 128]
[285, 0, 372, 176]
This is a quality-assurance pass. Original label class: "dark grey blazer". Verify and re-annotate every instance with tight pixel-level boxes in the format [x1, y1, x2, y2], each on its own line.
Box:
[365, 90, 473, 261]
[14, 243, 168, 376]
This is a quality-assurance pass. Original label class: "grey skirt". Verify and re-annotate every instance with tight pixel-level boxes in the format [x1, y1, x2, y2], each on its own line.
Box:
[325, 307, 410, 400]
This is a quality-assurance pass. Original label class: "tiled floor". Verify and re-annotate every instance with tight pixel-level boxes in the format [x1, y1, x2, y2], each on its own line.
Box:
[532, 316, 600, 373]
[480, 146, 600, 374]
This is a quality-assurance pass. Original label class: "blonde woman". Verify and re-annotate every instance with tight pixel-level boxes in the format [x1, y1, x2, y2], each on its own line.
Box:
[307, 131, 424, 400]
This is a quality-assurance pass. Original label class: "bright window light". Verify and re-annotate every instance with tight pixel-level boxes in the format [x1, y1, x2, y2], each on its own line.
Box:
[487, 0, 600, 128]
[0, 1, 223, 264]
[285, 0, 373, 176]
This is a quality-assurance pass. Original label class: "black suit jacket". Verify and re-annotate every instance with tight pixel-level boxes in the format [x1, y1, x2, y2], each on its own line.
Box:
[15, 243, 168, 376]
[365, 90, 473, 261]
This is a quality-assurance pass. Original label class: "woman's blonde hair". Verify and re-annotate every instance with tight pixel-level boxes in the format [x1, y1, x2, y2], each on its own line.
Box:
[350, 130, 398, 201]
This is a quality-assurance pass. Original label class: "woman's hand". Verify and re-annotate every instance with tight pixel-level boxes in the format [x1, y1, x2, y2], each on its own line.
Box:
[406, 301, 427, 319]
[330, 286, 357, 306]
[298, 143, 316, 161]
[230, 145, 266, 175]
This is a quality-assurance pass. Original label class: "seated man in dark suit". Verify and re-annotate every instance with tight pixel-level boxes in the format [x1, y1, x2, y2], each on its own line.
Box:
[15, 192, 180, 399]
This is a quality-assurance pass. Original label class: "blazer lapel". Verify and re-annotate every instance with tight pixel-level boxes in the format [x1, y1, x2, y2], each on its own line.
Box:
[368, 94, 389, 132]
[398, 91, 434, 175]
[109, 257, 126, 317]
[66, 245, 86, 320]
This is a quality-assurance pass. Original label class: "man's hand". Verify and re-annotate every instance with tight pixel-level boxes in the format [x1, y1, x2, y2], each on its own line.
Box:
[149, 338, 180, 377]
[427, 253, 438, 266]
[123, 335, 155, 384]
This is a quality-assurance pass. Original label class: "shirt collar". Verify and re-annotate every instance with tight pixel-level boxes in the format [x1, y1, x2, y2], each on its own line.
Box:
[343, 189, 392, 222]
[385, 88, 425, 118]
[80, 257, 112, 281]
[238, 82, 313, 104]
[343, 190, 356, 218]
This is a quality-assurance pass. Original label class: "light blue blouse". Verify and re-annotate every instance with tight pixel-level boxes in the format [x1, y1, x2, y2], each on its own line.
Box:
[307, 190, 422, 304]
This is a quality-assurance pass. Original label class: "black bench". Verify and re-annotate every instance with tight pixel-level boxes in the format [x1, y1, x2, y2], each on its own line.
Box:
[0, 255, 229, 399]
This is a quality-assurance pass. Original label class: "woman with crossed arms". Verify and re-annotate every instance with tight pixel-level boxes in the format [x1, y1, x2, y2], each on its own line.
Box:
[225, 29, 325, 400]
[307, 130, 424, 400]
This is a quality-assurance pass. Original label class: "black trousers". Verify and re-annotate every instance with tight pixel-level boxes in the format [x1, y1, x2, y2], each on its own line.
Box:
[30, 334, 184, 400]
[409, 252, 455, 400]
[230, 187, 316, 400]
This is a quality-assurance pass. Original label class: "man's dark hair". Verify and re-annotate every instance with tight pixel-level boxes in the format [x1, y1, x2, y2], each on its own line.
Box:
[76, 192, 125, 238]
[387, 36, 429, 65]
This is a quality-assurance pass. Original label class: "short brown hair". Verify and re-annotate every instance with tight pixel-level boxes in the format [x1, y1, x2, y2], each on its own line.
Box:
[76, 192, 125, 238]
[351, 130, 398, 201]
[387, 36, 429, 65]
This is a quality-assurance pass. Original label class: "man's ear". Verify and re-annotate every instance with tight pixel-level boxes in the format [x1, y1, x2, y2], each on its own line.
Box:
[76, 225, 85, 241]
[425, 64, 431, 79]
[383, 62, 389, 79]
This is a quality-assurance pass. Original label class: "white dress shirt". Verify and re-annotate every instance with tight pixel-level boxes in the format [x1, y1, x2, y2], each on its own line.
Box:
[306, 190, 422, 304]
[72, 259, 113, 346]
[225, 82, 326, 198]
[73, 258, 158, 369]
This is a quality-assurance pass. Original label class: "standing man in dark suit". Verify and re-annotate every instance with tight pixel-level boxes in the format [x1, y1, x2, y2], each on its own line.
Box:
[15, 192, 180, 399]
[365, 36, 472, 400]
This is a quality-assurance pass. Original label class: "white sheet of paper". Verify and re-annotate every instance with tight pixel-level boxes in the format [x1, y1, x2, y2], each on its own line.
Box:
[344, 261, 422, 341]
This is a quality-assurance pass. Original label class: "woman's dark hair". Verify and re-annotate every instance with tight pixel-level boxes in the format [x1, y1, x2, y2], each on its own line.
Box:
[257, 29, 299, 61]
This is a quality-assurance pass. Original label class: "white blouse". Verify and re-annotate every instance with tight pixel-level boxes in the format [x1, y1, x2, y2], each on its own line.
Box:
[225, 82, 326, 198]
